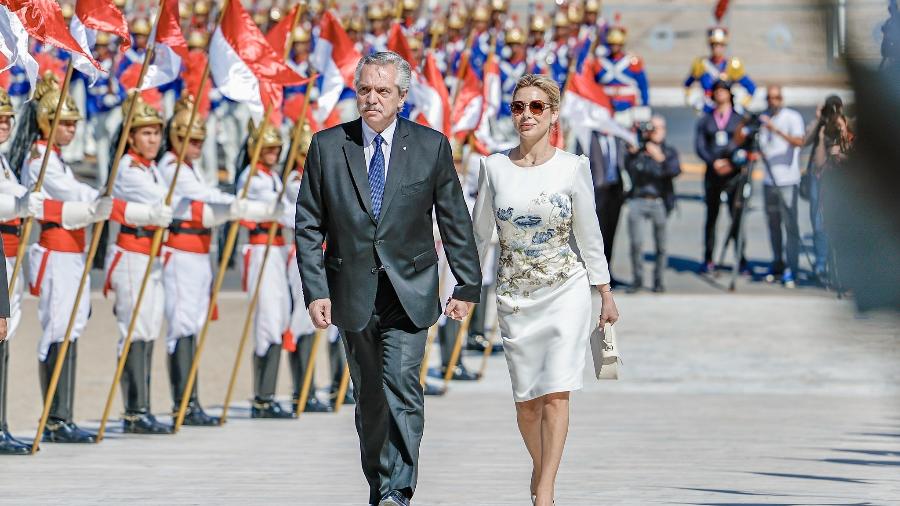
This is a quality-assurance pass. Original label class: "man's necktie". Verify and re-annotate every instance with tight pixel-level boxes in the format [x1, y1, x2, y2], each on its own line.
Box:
[368, 134, 386, 219]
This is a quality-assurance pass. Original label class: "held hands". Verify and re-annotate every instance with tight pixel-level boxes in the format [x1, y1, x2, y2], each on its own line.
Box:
[444, 298, 473, 321]
[0, 318, 7, 341]
[309, 298, 332, 329]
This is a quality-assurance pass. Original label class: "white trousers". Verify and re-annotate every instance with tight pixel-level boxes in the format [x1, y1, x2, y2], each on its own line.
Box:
[161, 247, 213, 352]
[104, 245, 164, 354]
[287, 249, 316, 339]
[3, 256, 22, 342]
[240, 244, 290, 357]
[27, 244, 91, 361]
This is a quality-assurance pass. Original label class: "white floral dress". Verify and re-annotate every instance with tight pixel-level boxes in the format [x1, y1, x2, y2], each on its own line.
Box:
[473, 149, 610, 402]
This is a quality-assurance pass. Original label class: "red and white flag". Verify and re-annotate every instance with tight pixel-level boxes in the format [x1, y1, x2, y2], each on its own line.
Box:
[0, 0, 102, 95]
[560, 57, 635, 150]
[69, 0, 129, 85]
[408, 51, 450, 136]
[139, 0, 188, 91]
[309, 10, 360, 124]
[471, 51, 504, 155]
[264, 3, 299, 58]
[209, 0, 301, 124]
[449, 64, 482, 141]
[386, 22, 414, 67]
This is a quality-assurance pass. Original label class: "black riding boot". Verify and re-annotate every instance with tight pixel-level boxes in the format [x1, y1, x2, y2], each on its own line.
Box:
[121, 341, 171, 434]
[251, 344, 292, 418]
[0, 341, 30, 454]
[169, 335, 218, 426]
[288, 334, 332, 414]
[40, 342, 95, 443]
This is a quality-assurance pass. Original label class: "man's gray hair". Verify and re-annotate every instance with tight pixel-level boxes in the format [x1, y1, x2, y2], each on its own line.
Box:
[353, 51, 412, 94]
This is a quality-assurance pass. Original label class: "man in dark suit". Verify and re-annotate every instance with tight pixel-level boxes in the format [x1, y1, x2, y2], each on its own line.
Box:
[580, 131, 629, 285]
[295, 52, 482, 506]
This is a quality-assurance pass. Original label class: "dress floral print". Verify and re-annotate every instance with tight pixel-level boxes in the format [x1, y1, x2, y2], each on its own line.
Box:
[494, 191, 580, 298]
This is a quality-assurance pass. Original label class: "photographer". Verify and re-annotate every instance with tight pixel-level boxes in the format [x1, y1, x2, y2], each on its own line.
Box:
[757, 85, 806, 288]
[695, 79, 745, 274]
[625, 115, 681, 293]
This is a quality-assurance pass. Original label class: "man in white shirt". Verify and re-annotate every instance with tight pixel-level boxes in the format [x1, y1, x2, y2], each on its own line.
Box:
[758, 85, 805, 288]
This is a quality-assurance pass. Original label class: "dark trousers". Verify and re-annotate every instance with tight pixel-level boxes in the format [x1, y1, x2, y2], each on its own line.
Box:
[594, 183, 625, 267]
[764, 184, 801, 275]
[340, 273, 428, 504]
[704, 173, 746, 264]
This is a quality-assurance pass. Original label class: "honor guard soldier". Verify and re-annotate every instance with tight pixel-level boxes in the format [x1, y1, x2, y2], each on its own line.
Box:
[285, 27, 313, 103]
[283, 123, 333, 414]
[105, 95, 175, 434]
[471, 3, 491, 35]
[191, 1, 212, 34]
[400, 0, 428, 37]
[579, 0, 604, 41]
[118, 17, 152, 77]
[499, 23, 529, 120]
[596, 21, 650, 123]
[345, 9, 367, 55]
[364, 3, 390, 55]
[536, 10, 575, 88]
[10, 74, 113, 444]
[440, 11, 467, 84]
[159, 97, 272, 425]
[83, 31, 126, 186]
[684, 26, 756, 113]
[527, 7, 550, 70]
[236, 121, 293, 419]
[0, 89, 45, 455]
[489, 0, 509, 31]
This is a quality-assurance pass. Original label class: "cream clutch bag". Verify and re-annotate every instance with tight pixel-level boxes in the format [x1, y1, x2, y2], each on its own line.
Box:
[589, 291, 620, 380]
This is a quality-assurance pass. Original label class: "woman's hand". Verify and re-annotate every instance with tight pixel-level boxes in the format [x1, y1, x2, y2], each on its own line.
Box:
[598, 289, 619, 327]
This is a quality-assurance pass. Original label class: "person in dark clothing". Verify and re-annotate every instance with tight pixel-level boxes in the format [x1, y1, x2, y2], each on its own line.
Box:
[695, 80, 746, 273]
[625, 115, 681, 293]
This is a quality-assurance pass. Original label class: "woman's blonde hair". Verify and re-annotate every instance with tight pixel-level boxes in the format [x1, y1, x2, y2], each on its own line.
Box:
[513, 74, 561, 110]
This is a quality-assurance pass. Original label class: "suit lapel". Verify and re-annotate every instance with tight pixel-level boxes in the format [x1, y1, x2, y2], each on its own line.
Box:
[377, 118, 410, 222]
[342, 119, 376, 224]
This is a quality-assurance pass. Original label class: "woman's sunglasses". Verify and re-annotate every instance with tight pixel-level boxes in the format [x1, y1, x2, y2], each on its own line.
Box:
[510, 100, 550, 116]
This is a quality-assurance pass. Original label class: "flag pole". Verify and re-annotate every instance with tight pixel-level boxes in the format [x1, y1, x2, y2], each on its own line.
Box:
[219, 14, 313, 423]
[173, 104, 273, 431]
[30, 0, 166, 455]
[332, 363, 350, 412]
[6, 61, 75, 300]
[96, 6, 226, 441]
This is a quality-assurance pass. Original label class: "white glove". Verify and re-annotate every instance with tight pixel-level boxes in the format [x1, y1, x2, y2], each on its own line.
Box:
[123, 201, 173, 227]
[230, 199, 275, 222]
[61, 196, 113, 230]
[102, 94, 120, 108]
[201, 202, 233, 228]
[0, 194, 18, 221]
[265, 201, 285, 222]
[24, 191, 46, 218]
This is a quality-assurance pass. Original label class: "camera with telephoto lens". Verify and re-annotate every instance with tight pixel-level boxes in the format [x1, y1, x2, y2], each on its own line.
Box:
[635, 121, 655, 149]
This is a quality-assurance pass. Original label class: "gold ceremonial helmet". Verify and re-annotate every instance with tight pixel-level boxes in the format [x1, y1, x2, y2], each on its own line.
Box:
[367, 3, 387, 20]
[708, 26, 729, 45]
[429, 18, 446, 36]
[131, 17, 151, 37]
[296, 123, 313, 157]
[408, 37, 422, 51]
[269, 7, 283, 22]
[530, 12, 549, 32]
[194, 1, 210, 16]
[567, 2, 583, 24]
[113, 0, 126, 7]
[123, 93, 164, 129]
[472, 4, 491, 22]
[35, 73, 82, 137]
[248, 120, 284, 152]
[179, 2, 191, 19]
[169, 95, 206, 143]
[585, 0, 601, 14]
[348, 15, 365, 33]
[308, 1, 324, 15]
[292, 26, 311, 43]
[61, 3, 74, 21]
[505, 25, 526, 45]
[95, 31, 112, 47]
[187, 31, 208, 49]
[402, 0, 419, 11]
[607, 26, 626, 45]
[447, 12, 465, 30]
[491, 0, 508, 12]
[553, 10, 570, 28]
[0, 88, 15, 117]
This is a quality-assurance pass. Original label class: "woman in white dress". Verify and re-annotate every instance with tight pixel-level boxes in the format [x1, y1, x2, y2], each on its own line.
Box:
[472, 74, 620, 505]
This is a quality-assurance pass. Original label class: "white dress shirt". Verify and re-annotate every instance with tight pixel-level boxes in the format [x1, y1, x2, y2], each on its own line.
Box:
[361, 117, 397, 178]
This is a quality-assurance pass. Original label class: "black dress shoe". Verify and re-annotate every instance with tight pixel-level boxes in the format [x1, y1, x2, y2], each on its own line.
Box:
[466, 334, 503, 354]
[178, 405, 220, 426]
[42, 420, 96, 443]
[296, 396, 333, 414]
[652, 284, 666, 293]
[442, 364, 480, 381]
[625, 285, 642, 294]
[0, 430, 31, 455]
[423, 383, 446, 396]
[251, 399, 293, 419]
[378, 490, 410, 506]
[123, 412, 173, 434]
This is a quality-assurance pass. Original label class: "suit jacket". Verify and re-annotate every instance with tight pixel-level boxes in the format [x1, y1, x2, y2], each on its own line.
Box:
[0, 240, 8, 319]
[295, 117, 482, 332]
[585, 131, 628, 192]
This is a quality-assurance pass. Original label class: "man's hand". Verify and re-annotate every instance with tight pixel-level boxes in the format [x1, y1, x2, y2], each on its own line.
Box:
[712, 158, 734, 176]
[0, 318, 7, 341]
[444, 299, 473, 321]
[308, 298, 332, 329]
[644, 142, 665, 163]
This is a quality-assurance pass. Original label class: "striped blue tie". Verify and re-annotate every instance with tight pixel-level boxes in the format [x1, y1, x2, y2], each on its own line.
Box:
[368, 134, 386, 219]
